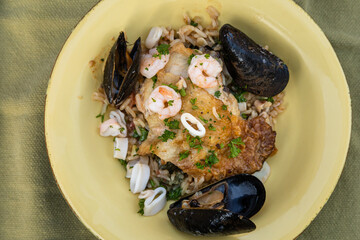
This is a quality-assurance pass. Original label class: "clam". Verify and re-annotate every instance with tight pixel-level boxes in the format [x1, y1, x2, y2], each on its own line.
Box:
[103, 32, 141, 107]
[220, 24, 289, 97]
[167, 174, 265, 236]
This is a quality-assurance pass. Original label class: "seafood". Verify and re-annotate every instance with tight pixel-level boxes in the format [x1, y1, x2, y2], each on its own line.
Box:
[145, 86, 182, 120]
[103, 32, 141, 106]
[140, 48, 170, 78]
[220, 24, 289, 97]
[167, 174, 266, 236]
[188, 54, 222, 88]
[138, 187, 167, 216]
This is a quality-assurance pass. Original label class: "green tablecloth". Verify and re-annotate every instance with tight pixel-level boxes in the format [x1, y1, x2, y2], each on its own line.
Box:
[0, 0, 358, 239]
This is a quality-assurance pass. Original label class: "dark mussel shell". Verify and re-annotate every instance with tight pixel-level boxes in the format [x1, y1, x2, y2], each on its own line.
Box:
[167, 209, 255, 236]
[103, 32, 141, 107]
[220, 24, 289, 97]
[167, 174, 266, 236]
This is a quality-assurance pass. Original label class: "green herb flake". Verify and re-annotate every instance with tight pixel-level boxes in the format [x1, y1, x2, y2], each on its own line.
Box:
[228, 137, 245, 158]
[119, 127, 125, 133]
[208, 124, 216, 131]
[222, 105, 228, 110]
[188, 54, 195, 65]
[118, 159, 127, 169]
[190, 20, 198, 27]
[168, 100, 174, 106]
[187, 134, 203, 151]
[195, 150, 219, 169]
[137, 199, 145, 215]
[96, 113, 105, 123]
[199, 116, 208, 123]
[234, 91, 247, 103]
[179, 88, 186, 97]
[156, 44, 170, 55]
[149, 179, 156, 189]
[164, 118, 180, 129]
[220, 143, 225, 149]
[179, 150, 190, 161]
[167, 187, 182, 200]
[145, 67, 149, 71]
[100, 58, 104, 62]
[266, 97, 275, 103]
[199, 62, 203, 66]
[195, 162, 205, 169]
[192, 105, 199, 110]
[158, 130, 176, 142]
[204, 53, 210, 59]
[115, 148, 120, 151]
[152, 98, 156, 102]
[241, 113, 249, 120]
[190, 98, 197, 105]
[165, 83, 179, 92]
[214, 91, 221, 98]
[151, 75, 158, 89]
[133, 127, 149, 142]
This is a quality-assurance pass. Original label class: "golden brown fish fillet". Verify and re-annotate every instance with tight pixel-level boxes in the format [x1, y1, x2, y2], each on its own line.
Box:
[138, 43, 276, 183]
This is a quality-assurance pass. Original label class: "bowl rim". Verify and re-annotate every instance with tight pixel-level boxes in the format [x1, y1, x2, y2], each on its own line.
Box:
[44, 0, 352, 239]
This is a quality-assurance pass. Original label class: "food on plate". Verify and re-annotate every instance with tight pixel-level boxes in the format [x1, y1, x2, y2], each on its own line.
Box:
[91, 6, 288, 235]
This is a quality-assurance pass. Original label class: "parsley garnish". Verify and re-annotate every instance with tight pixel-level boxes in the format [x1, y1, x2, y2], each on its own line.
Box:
[199, 116, 208, 123]
[214, 91, 221, 98]
[192, 105, 199, 110]
[187, 134, 203, 151]
[179, 150, 190, 161]
[164, 118, 180, 129]
[151, 75, 157, 89]
[165, 83, 179, 92]
[156, 44, 170, 55]
[188, 54, 195, 65]
[190, 20, 198, 27]
[145, 67, 149, 71]
[179, 88, 186, 97]
[195, 162, 205, 169]
[149, 179, 156, 189]
[119, 127, 125, 133]
[228, 137, 245, 158]
[222, 105, 228, 110]
[167, 187, 182, 200]
[220, 143, 225, 149]
[133, 127, 148, 142]
[266, 97, 275, 103]
[118, 159, 127, 169]
[138, 199, 145, 215]
[241, 113, 249, 120]
[152, 98, 156, 102]
[208, 124, 216, 131]
[190, 97, 199, 110]
[234, 91, 247, 102]
[195, 150, 219, 169]
[204, 53, 210, 59]
[168, 100, 174, 106]
[96, 113, 105, 123]
[158, 130, 176, 142]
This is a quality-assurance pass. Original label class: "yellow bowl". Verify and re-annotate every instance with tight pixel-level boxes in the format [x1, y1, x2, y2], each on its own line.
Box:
[45, 0, 351, 239]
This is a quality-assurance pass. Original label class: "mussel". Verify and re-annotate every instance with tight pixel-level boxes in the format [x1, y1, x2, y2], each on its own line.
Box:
[220, 24, 289, 97]
[167, 174, 265, 236]
[103, 32, 141, 107]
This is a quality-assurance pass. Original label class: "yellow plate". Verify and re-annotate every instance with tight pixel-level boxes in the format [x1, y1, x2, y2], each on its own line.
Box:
[45, 0, 351, 239]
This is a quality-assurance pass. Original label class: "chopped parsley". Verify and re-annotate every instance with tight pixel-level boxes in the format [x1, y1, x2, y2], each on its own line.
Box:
[179, 88, 186, 97]
[188, 54, 195, 65]
[266, 96, 275, 103]
[233, 89, 247, 102]
[137, 199, 145, 215]
[165, 83, 179, 92]
[199, 116, 208, 123]
[164, 118, 180, 129]
[190, 97, 199, 110]
[190, 20, 198, 27]
[241, 113, 249, 120]
[228, 137, 245, 158]
[168, 100, 174, 106]
[204, 53, 210, 59]
[208, 124, 216, 131]
[152, 98, 156, 102]
[179, 150, 190, 161]
[115, 148, 120, 151]
[145, 67, 149, 71]
[95, 113, 105, 123]
[153, 44, 170, 59]
[149, 179, 156, 189]
[214, 91, 221, 98]
[133, 127, 148, 142]
[220, 143, 225, 149]
[222, 105, 228, 110]
[187, 134, 203, 151]
[119, 127, 125, 133]
[151, 75, 157, 89]
[167, 187, 182, 200]
[158, 130, 176, 142]
[195, 150, 219, 169]
[118, 159, 127, 169]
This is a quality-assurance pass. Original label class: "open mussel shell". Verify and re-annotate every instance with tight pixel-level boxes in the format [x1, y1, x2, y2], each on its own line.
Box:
[167, 174, 266, 236]
[167, 208, 255, 236]
[220, 24, 289, 97]
[103, 32, 141, 107]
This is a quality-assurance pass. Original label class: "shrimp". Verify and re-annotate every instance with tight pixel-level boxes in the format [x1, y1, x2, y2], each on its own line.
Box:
[140, 48, 170, 79]
[188, 54, 222, 88]
[145, 86, 181, 120]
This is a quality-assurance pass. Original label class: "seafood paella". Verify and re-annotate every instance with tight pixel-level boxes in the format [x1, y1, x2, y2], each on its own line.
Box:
[91, 6, 288, 236]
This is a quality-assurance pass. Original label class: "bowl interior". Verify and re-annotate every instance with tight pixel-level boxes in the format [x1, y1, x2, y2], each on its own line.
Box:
[45, 0, 351, 239]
